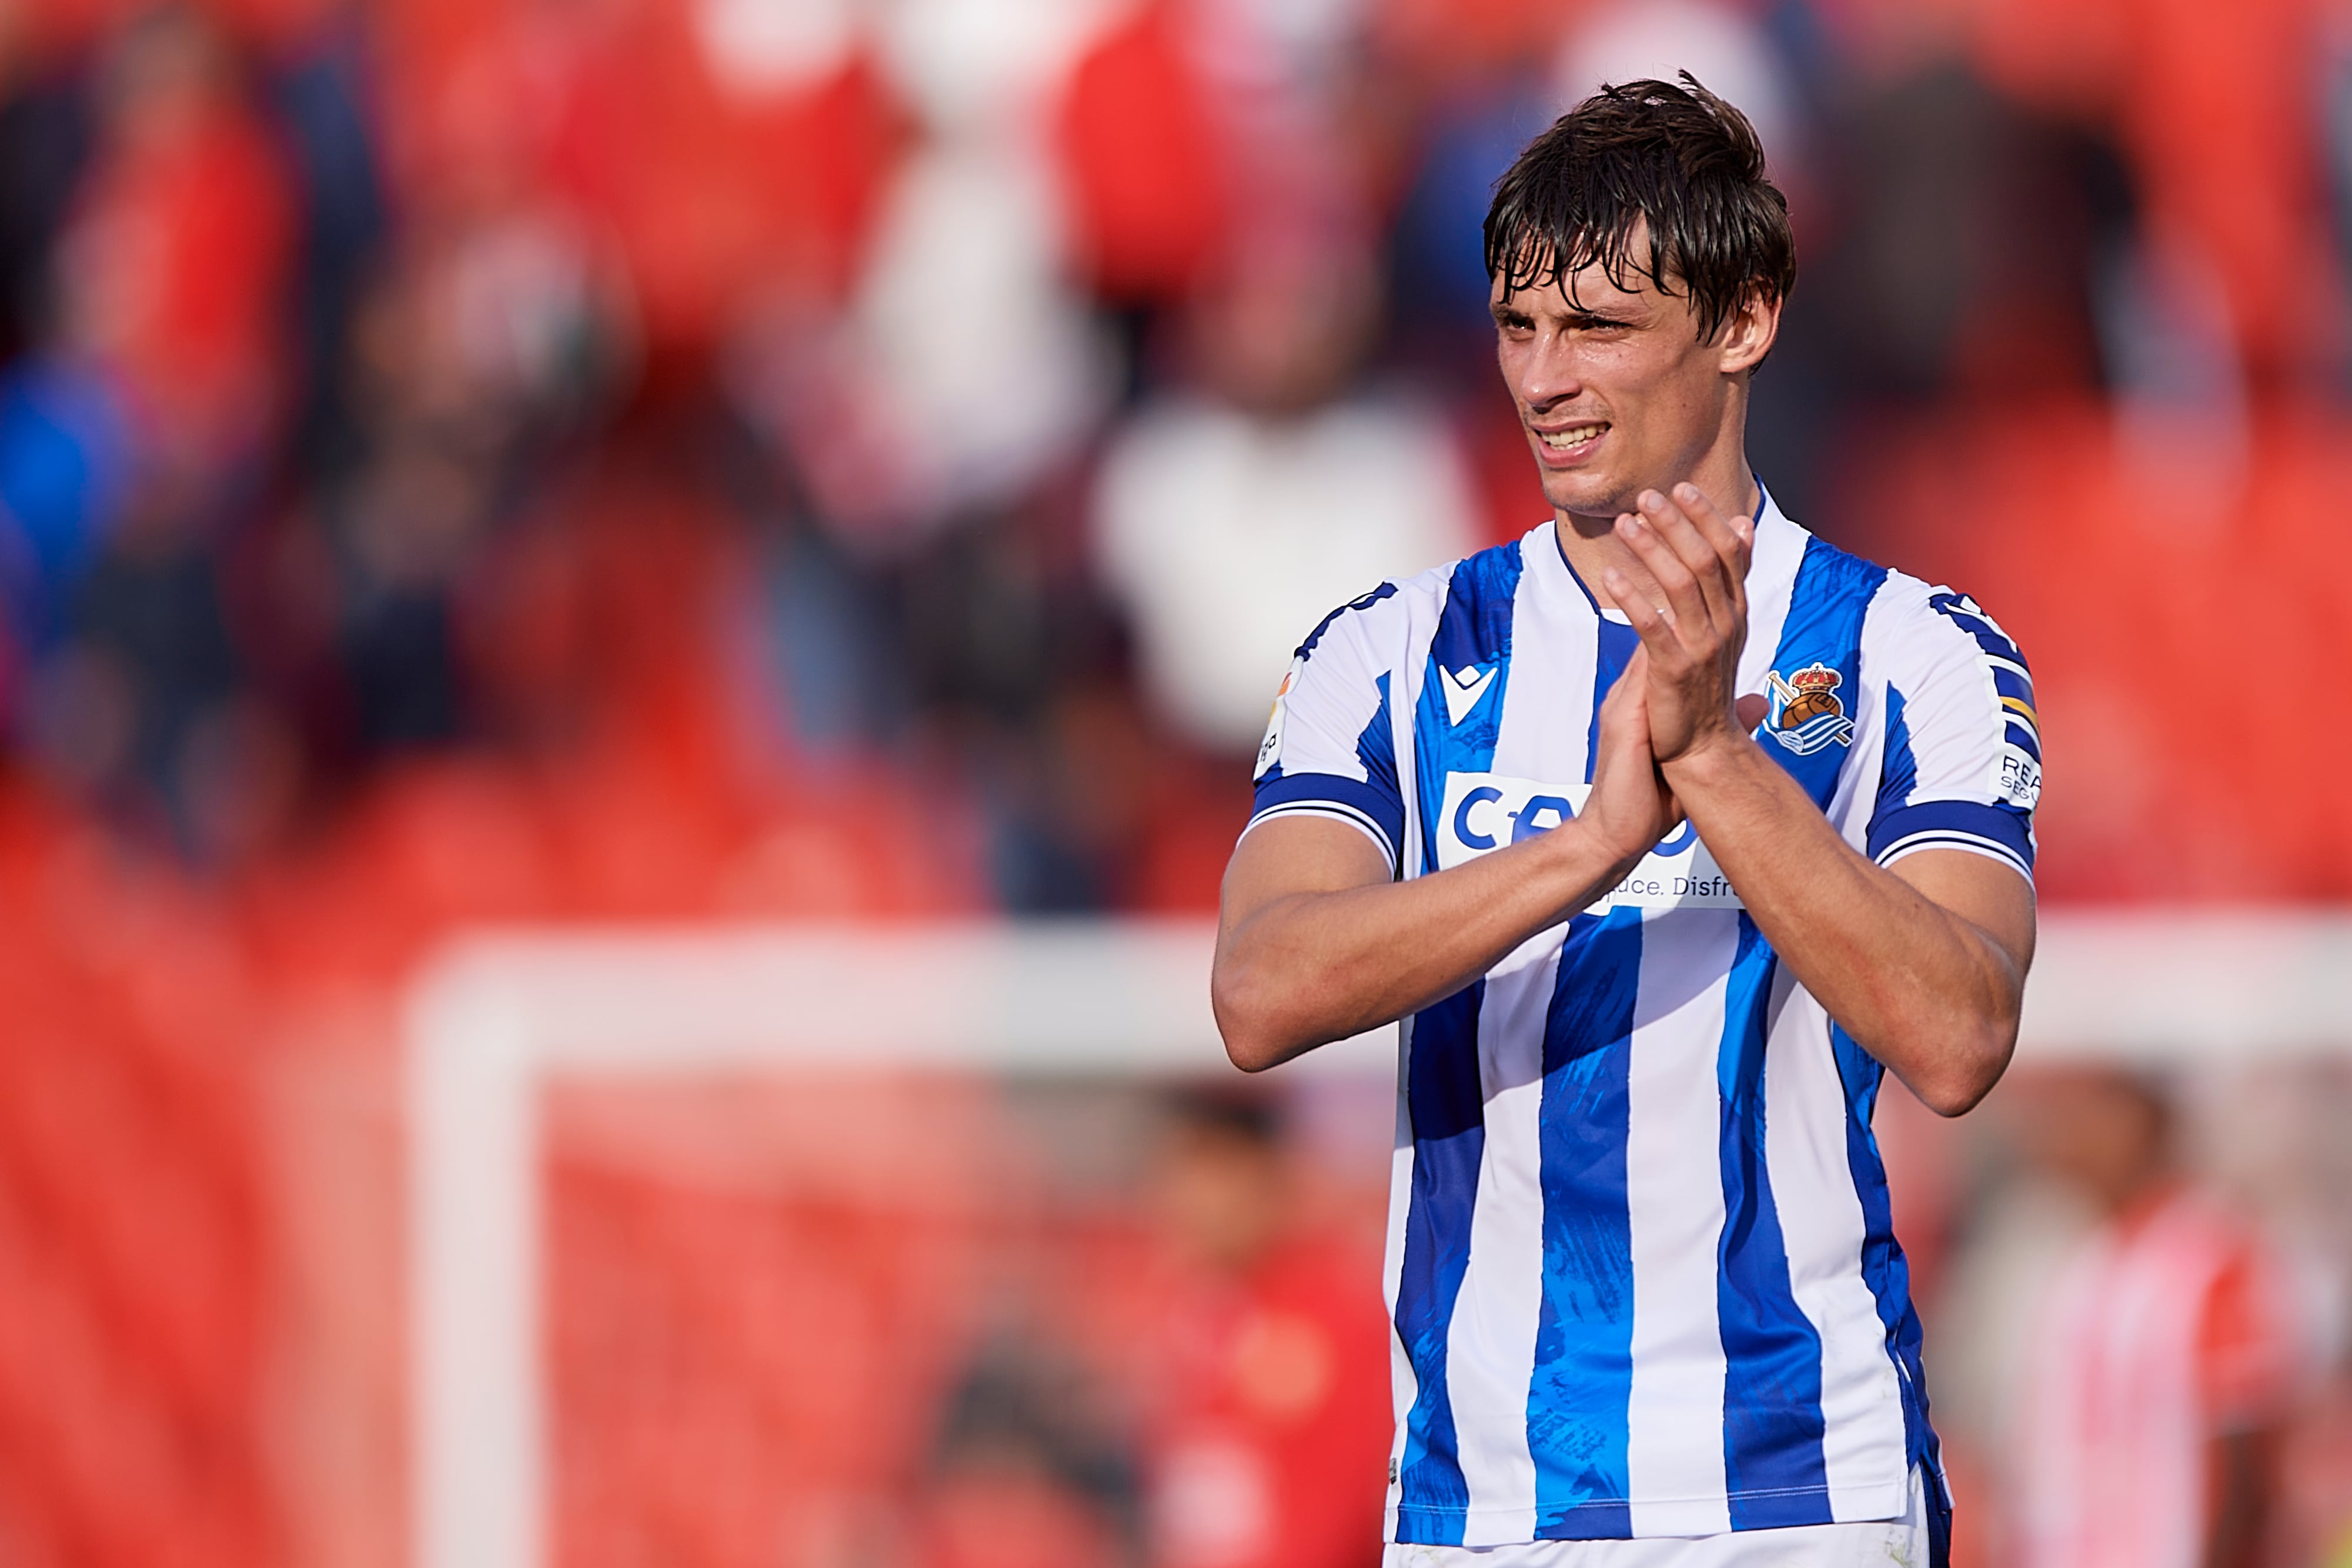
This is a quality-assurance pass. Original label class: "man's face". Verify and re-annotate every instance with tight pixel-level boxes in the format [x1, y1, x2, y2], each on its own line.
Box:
[1491, 233, 1770, 519]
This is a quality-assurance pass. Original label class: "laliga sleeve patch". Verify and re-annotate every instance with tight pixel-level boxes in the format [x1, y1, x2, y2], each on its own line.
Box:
[1254, 658, 1302, 781]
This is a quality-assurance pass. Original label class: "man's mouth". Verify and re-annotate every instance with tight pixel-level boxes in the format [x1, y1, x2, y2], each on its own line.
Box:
[1533, 421, 1608, 454]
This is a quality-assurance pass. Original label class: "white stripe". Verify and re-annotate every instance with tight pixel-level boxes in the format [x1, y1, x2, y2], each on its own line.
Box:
[1509, 523, 1601, 785]
[1384, 1016, 1419, 1539]
[1733, 499, 1807, 701]
[1622, 907, 1735, 1537]
[1444, 950, 1559, 1543]
[1761, 973, 1911, 1522]
[1876, 833, 2033, 883]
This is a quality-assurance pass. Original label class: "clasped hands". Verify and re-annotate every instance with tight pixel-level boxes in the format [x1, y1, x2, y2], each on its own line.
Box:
[1580, 483, 1769, 872]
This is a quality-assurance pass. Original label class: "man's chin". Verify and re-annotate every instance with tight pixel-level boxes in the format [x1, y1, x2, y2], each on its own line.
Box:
[1539, 471, 1633, 525]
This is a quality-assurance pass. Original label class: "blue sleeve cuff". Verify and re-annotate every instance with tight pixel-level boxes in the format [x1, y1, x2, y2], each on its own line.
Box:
[1244, 773, 1404, 875]
[1867, 798, 2034, 882]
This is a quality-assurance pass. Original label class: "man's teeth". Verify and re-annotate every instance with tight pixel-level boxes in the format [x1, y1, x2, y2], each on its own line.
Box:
[1539, 424, 1606, 450]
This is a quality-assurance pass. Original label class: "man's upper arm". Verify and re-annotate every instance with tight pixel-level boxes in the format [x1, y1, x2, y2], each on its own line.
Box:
[1220, 814, 1395, 935]
[1867, 584, 2043, 972]
[1243, 586, 1409, 868]
[1223, 585, 1412, 925]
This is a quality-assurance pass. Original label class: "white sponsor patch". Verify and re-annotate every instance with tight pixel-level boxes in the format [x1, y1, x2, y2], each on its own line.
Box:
[1435, 773, 1743, 912]
[1998, 747, 2041, 809]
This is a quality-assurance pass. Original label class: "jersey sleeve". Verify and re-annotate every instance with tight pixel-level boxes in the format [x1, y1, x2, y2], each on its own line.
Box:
[1242, 585, 1406, 876]
[1862, 584, 2041, 884]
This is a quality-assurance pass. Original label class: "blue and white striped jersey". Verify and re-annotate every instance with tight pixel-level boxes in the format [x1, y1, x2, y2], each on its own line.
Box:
[1244, 494, 2039, 1545]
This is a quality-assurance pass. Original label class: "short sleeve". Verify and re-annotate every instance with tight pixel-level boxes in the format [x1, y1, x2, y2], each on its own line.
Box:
[1863, 585, 2040, 884]
[1243, 585, 1406, 875]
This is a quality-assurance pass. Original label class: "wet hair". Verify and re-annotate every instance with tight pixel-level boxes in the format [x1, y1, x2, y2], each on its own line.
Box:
[1484, 73, 1796, 345]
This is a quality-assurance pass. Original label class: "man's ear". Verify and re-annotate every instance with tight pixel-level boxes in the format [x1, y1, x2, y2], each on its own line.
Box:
[1715, 288, 1783, 375]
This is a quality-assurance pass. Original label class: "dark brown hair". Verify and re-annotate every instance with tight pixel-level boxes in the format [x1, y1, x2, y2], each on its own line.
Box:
[1484, 73, 1796, 343]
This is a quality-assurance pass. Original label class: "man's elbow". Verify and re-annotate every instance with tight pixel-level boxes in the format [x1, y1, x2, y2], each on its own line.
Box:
[1907, 1012, 2019, 1118]
[1210, 959, 1292, 1073]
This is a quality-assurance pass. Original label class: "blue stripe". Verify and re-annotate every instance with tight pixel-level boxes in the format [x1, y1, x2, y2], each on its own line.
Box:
[1583, 617, 1639, 782]
[1394, 987, 1488, 1543]
[1763, 538, 1889, 808]
[1715, 917, 1833, 1529]
[1830, 1022, 1939, 1477]
[1873, 684, 1915, 821]
[1528, 905, 1642, 1539]
[1359, 670, 1399, 803]
[1925, 591, 2024, 666]
[1866, 799, 2034, 870]
[1413, 543, 1525, 873]
[1394, 540, 1525, 1540]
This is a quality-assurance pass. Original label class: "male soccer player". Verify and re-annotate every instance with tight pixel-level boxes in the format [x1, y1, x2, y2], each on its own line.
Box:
[1210, 78, 2041, 1566]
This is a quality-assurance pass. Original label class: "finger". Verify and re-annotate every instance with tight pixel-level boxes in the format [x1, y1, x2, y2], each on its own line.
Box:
[1734, 693, 1769, 733]
[1612, 514, 1711, 650]
[1668, 483, 1753, 619]
[1601, 567, 1688, 674]
[1636, 489, 1736, 631]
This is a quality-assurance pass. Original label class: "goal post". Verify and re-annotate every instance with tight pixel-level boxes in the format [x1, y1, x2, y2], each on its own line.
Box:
[405, 910, 2352, 1568]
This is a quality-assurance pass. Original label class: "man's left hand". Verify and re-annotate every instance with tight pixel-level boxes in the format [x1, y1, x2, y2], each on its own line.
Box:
[1601, 483, 1762, 767]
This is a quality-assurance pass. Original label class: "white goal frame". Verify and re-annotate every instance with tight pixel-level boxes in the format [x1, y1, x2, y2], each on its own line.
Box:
[406, 910, 2352, 1568]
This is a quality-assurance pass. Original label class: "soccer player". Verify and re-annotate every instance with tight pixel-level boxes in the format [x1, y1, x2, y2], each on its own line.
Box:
[1210, 77, 2041, 1566]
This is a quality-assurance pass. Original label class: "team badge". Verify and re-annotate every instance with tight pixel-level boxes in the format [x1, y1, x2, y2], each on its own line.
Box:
[1763, 663, 1854, 755]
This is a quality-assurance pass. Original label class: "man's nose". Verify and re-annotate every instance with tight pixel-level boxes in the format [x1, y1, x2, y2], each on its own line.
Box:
[1516, 336, 1585, 409]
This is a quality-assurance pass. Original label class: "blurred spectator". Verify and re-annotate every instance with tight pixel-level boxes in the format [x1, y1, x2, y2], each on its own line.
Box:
[915, 1336, 1140, 1568]
[61, 5, 291, 476]
[1139, 1088, 1389, 1568]
[1091, 232, 1474, 755]
[2006, 1067, 2301, 1568]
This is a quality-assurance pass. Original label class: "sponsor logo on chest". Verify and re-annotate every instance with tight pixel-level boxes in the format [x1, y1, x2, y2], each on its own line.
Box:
[1435, 773, 1745, 912]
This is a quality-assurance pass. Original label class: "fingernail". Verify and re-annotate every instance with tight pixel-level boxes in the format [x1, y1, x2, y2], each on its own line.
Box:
[1675, 482, 1700, 503]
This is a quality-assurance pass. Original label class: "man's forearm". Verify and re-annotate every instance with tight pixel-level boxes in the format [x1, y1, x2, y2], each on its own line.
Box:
[1662, 737, 2026, 1113]
[1213, 821, 1636, 1071]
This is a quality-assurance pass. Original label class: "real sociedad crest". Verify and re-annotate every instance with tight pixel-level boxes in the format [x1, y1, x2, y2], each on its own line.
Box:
[1763, 663, 1854, 755]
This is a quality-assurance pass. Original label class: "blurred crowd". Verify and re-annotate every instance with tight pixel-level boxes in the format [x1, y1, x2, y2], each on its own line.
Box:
[1, 0, 2351, 1564]
[0, 0, 2346, 917]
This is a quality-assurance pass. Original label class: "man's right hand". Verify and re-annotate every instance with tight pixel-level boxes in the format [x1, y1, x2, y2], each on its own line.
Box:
[1581, 646, 1683, 874]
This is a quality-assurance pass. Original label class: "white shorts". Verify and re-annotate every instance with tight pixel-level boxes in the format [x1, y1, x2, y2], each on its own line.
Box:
[1381, 1468, 1935, 1568]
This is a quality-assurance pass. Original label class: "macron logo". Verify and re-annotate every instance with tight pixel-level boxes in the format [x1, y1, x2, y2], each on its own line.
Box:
[1442, 664, 1496, 726]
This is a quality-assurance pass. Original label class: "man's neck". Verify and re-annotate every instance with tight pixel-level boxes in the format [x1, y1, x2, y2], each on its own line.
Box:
[1551, 459, 1762, 616]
